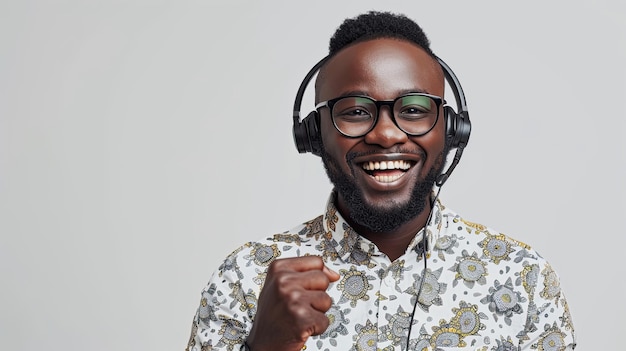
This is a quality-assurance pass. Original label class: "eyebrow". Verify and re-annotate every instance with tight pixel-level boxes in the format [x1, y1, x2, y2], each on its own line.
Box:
[335, 88, 431, 99]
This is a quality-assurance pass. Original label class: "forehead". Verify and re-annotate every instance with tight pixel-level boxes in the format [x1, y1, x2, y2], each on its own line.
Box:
[316, 38, 444, 101]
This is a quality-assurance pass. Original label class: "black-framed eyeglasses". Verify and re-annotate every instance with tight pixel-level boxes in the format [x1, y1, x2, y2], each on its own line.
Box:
[315, 93, 443, 138]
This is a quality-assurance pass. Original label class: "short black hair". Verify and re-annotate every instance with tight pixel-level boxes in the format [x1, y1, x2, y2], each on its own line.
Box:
[328, 11, 435, 58]
[315, 11, 438, 101]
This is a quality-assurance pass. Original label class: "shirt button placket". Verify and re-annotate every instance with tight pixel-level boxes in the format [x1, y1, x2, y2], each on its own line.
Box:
[377, 268, 396, 350]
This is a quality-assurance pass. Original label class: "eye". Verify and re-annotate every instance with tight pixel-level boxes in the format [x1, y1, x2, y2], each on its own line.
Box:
[396, 95, 435, 120]
[398, 105, 431, 120]
[333, 97, 375, 122]
[402, 106, 429, 114]
[335, 107, 373, 123]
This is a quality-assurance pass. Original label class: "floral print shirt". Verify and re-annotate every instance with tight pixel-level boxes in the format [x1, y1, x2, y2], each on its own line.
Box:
[186, 193, 576, 351]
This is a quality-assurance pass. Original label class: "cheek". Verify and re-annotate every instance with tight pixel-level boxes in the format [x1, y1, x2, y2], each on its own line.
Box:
[319, 116, 336, 151]
[320, 118, 353, 167]
[319, 115, 334, 142]
[416, 121, 446, 160]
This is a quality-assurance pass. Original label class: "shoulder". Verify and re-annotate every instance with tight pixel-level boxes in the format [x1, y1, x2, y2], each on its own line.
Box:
[214, 215, 326, 277]
[438, 206, 545, 264]
[438, 207, 573, 315]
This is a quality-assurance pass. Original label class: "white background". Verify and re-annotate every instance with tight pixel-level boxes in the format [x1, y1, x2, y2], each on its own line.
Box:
[1, 1, 624, 350]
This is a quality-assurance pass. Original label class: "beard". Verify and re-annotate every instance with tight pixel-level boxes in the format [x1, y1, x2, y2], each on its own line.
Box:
[321, 144, 448, 233]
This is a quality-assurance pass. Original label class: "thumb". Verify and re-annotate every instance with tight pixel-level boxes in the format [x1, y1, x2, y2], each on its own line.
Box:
[323, 265, 341, 282]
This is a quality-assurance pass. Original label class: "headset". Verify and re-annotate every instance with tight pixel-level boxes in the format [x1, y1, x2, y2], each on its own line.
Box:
[292, 54, 472, 187]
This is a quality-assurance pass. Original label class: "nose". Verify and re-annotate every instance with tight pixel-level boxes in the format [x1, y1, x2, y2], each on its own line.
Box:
[363, 106, 408, 148]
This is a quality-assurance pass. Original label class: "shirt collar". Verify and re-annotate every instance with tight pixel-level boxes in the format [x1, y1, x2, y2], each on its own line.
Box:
[321, 191, 444, 262]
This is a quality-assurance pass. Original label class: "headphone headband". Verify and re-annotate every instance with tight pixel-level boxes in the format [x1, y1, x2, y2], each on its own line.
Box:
[292, 56, 330, 123]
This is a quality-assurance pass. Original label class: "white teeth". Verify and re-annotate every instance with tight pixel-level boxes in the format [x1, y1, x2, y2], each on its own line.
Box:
[374, 173, 403, 183]
[362, 160, 412, 171]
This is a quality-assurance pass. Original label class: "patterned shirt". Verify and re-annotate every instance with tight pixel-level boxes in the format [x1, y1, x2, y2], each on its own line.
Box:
[186, 193, 576, 351]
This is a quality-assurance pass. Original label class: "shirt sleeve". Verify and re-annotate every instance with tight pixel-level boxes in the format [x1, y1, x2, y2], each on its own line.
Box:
[518, 261, 576, 350]
[185, 244, 259, 351]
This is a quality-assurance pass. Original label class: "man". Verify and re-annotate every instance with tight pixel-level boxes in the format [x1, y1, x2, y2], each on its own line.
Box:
[186, 11, 576, 351]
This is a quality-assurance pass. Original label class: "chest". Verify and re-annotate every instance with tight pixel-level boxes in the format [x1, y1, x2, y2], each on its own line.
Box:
[310, 258, 529, 351]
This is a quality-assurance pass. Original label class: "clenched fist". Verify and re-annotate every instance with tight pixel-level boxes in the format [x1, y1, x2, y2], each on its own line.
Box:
[245, 256, 340, 351]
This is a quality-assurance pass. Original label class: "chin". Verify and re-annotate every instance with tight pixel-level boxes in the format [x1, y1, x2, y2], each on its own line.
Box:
[322, 151, 441, 233]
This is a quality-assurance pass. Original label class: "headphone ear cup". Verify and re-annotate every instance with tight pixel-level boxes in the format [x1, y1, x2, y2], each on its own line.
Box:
[293, 111, 322, 156]
[444, 105, 471, 149]
[304, 111, 322, 156]
[455, 111, 471, 149]
[293, 116, 310, 154]
[444, 105, 460, 148]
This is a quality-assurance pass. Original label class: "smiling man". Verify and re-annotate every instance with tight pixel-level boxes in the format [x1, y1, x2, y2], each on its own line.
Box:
[186, 12, 576, 351]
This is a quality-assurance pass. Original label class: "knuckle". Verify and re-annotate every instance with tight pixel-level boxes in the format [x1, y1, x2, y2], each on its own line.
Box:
[321, 294, 333, 310]
[286, 288, 303, 302]
[291, 303, 309, 319]
[275, 273, 295, 291]
[267, 259, 285, 274]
